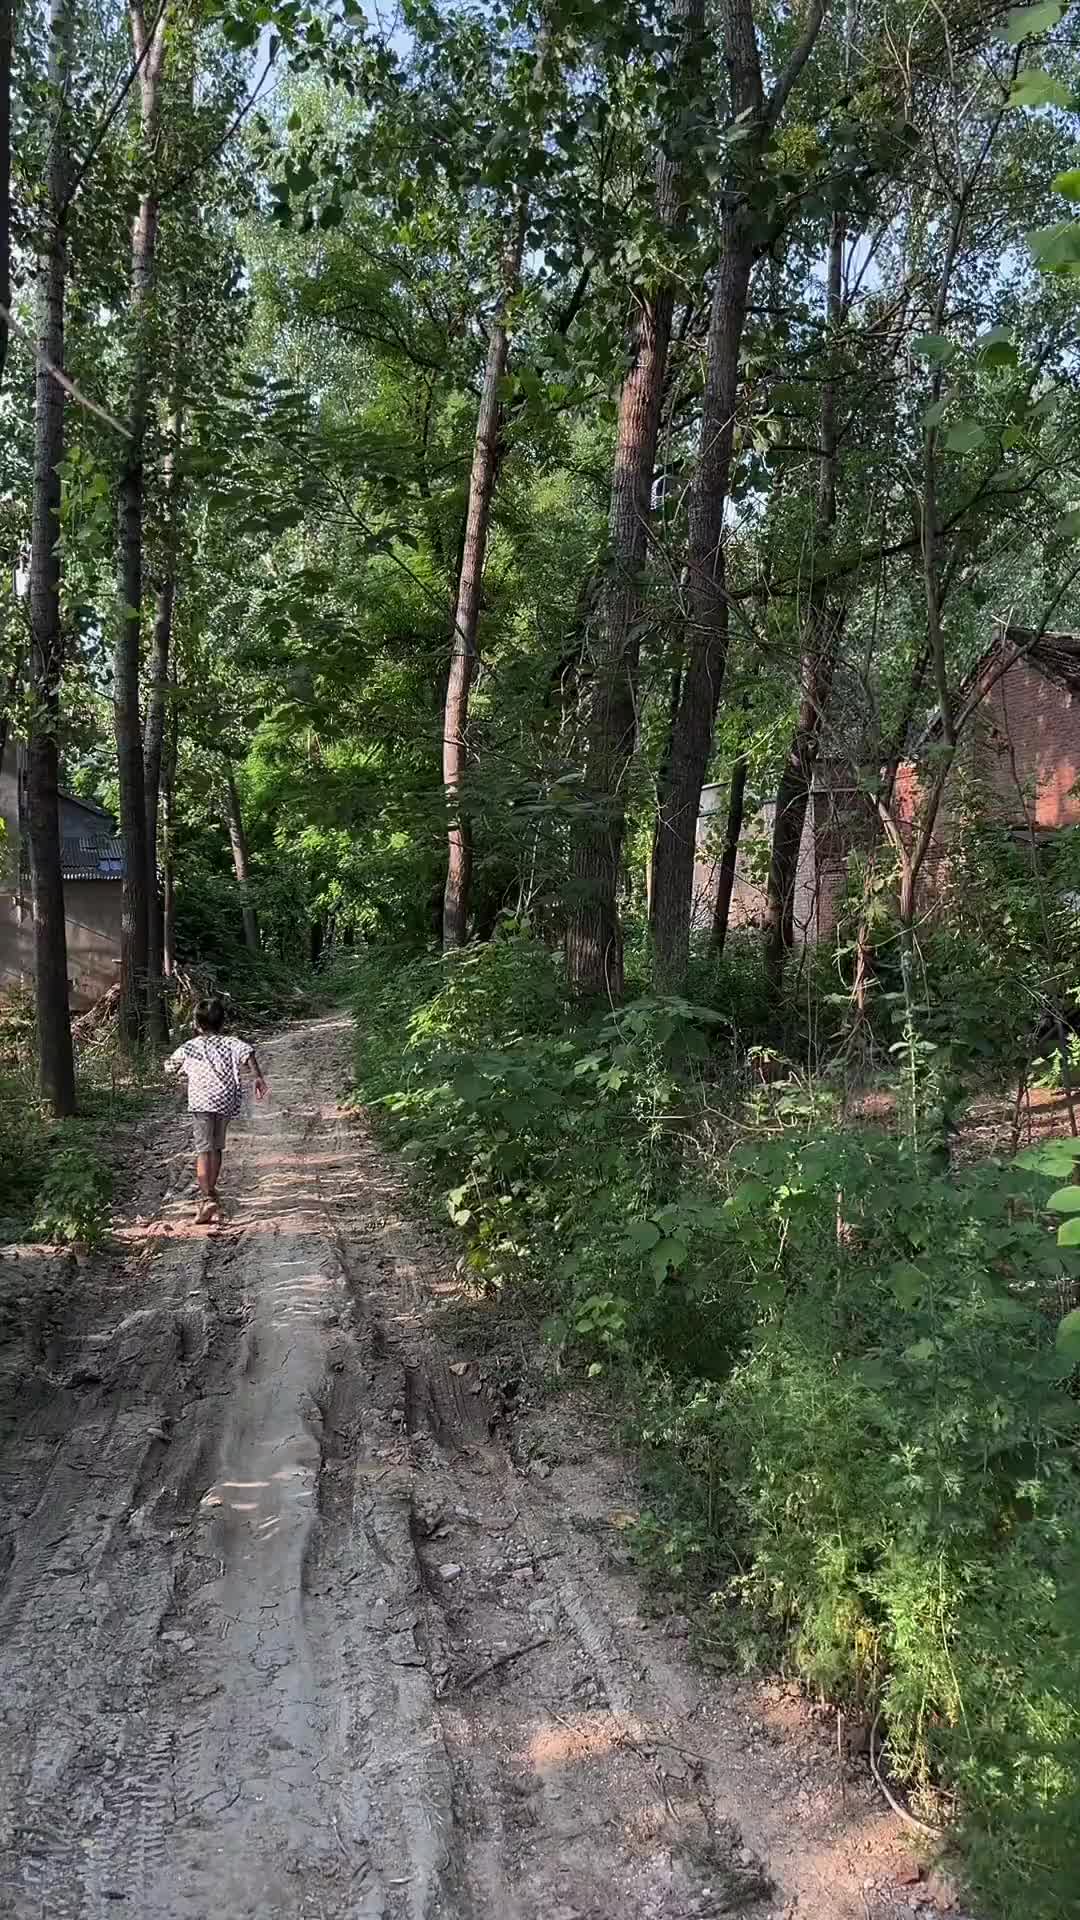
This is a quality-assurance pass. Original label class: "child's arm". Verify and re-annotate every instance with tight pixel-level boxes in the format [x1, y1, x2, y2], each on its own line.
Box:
[245, 1047, 268, 1101]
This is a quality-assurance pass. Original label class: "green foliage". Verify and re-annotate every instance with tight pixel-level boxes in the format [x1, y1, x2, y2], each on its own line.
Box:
[697, 1133, 1080, 1901]
[170, 845, 318, 1025]
[0, 995, 46, 1239]
[0, 991, 150, 1245]
[0, 1073, 47, 1241]
[353, 937, 745, 1376]
[355, 940, 1080, 1917]
[32, 1147, 112, 1251]
[683, 934, 780, 1046]
[11, 0, 1080, 1904]
[0, 1073, 119, 1252]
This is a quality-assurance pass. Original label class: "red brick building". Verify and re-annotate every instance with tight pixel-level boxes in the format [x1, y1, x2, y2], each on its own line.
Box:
[693, 626, 1080, 945]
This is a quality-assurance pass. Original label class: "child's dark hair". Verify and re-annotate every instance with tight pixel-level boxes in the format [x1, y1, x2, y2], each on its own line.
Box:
[195, 997, 226, 1033]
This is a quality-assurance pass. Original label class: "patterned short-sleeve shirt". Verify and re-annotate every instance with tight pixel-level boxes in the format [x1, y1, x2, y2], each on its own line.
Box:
[168, 1034, 254, 1116]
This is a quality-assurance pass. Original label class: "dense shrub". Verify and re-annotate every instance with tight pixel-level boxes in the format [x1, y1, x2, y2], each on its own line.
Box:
[171, 852, 317, 1026]
[0, 1071, 47, 1240]
[352, 936, 1080, 1918]
[32, 1145, 112, 1249]
[681, 1128, 1080, 1918]
[0, 988, 147, 1246]
[353, 937, 746, 1375]
[0, 1080, 118, 1248]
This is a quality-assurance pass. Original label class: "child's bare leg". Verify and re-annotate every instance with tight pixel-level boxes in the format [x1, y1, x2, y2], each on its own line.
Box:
[196, 1153, 215, 1198]
[209, 1149, 223, 1198]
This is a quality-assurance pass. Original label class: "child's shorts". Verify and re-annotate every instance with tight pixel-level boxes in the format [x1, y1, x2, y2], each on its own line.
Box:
[191, 1112, 228, 1152]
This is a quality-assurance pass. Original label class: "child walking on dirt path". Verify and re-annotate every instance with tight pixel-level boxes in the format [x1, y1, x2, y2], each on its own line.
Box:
[166, 997, 268, 1224]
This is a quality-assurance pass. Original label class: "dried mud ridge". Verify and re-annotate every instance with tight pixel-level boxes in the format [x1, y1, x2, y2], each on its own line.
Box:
[0, 1019, 941, 1920]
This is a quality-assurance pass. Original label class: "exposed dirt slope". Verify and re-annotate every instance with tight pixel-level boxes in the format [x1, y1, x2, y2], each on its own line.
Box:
[0, 1017, 938, 1919]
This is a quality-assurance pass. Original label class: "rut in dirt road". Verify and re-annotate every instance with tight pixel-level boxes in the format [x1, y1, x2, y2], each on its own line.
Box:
[0, 1018, 919, 1920]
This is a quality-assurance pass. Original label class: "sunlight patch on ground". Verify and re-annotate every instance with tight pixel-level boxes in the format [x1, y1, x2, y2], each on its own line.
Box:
[527, 1711, 648, 1770]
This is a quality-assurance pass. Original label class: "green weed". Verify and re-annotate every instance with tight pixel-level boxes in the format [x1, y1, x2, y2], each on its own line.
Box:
[32, 1145, 112, 1250]
[0, 987, 153, 1247]
[352, 936, 1080, 1918]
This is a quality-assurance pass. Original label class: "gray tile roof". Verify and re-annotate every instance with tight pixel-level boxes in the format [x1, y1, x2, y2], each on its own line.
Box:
[60, 834, 125, 881]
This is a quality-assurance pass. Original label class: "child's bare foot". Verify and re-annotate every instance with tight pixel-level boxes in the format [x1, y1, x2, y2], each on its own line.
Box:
[196, 1199, 216, 1225]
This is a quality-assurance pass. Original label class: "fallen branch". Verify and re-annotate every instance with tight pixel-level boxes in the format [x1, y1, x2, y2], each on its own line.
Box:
[869, 1708, 945, 1840]
[450, 1636, 548, 1695]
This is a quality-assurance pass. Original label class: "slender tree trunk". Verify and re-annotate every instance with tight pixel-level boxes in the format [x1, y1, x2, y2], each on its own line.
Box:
[763, 210, 845, 995]
[143, 397, 181, 1041]
[27, 0, 75, 1117]
[144, 570, 174, 1033]
[567, 0, 705, 999]
[566, 304, 676, 995]
[649, 207, 753, 988]
[762, 615, 842, 989]
[649, 0, 764, 991]
[852, 912, 874, 1018]
[442, 199, 527, 948]
[850, 643, 930, 1021]
[648, 656, 683, 927]
[0, 0, 12, 397]
[712, 749, 748, 953]
[648, 0, 827, 991]
[162, 686, 177, 978]
[224, 762, 260, 954]
[115, 0, 167, 1045]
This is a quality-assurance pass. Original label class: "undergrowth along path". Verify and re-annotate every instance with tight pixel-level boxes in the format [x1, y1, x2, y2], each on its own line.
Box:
[0, 1015, 932, 1919]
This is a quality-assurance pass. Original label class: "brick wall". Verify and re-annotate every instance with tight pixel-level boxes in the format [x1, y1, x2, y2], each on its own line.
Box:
[690, 650, 1080, 948]
[972, 658, 1080, 828]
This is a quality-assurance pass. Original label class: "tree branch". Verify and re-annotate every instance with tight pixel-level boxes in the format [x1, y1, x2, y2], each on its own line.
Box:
[0, 299, 130, 437]
[766, 0, 827, 128]
[555, 262, 591, 337]
[62, 0, 168, 212]
[161, 48, 277, 202]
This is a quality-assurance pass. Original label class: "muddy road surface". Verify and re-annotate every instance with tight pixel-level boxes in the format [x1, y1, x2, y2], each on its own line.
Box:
[0, 1018, 925, 1920]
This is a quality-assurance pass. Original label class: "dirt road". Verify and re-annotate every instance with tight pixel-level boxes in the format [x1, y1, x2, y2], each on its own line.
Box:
[0, 1018, 928, 1919]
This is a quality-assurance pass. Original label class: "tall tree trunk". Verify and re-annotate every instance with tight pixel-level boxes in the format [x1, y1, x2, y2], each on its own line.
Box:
[441, 199, 527, 948]
[566, 0, 705, 999]
[851, 648, 930, 1022]
[712, 748, 748, 954]
[649, 209, 753, 988]
[224, 762, 259, 954]
[115, 0, 167, 1045]
[0, 0, 12, 397]
[763, 213, 845, 995]
[161, 682, 177, 978]
[648, 0, 826, 991]
[144, 575, 173, 1032]
[762, 612, 843, 986]
[27, 0, 74, 1117]
[143, 395, 181, 1041]
[648, 655, 683, 927]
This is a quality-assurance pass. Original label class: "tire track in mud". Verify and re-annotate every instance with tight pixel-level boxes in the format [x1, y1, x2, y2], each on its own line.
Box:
[0, 1018, 922, 1920]
[0, 1212, 246, 1920]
